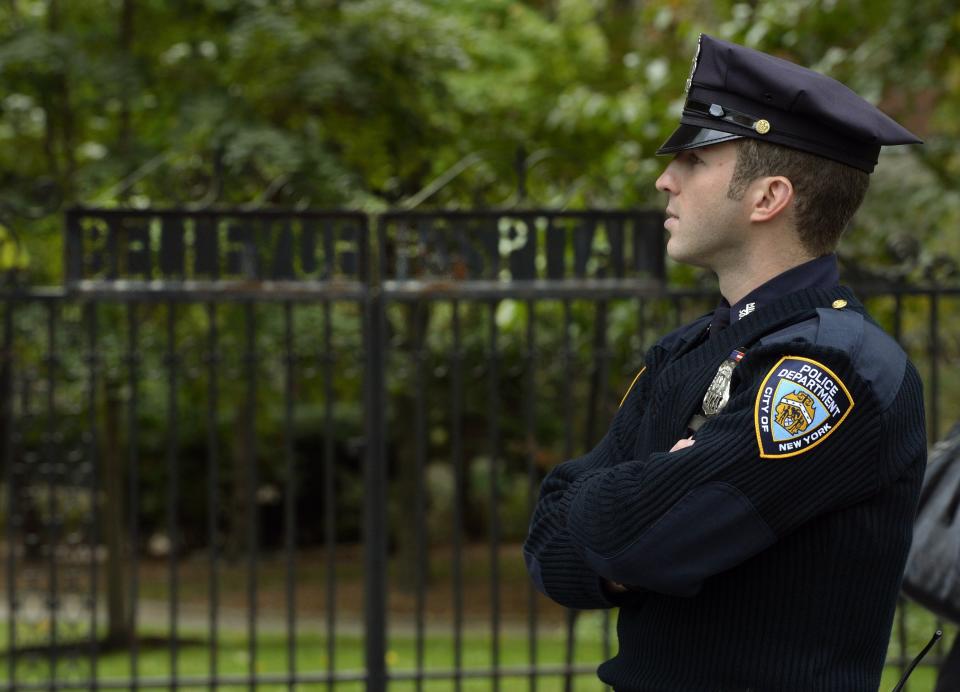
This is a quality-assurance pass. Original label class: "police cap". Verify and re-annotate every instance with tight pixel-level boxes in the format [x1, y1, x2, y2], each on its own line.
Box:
[656, 34, 921, 173]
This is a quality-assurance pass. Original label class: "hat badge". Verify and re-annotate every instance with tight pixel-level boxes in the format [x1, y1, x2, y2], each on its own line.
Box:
[754, 119, 771, 135]
[685, 34, 703, 94]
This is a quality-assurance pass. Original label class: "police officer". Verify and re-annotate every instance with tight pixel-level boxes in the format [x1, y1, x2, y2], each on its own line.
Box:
[523, 34, 926, 691]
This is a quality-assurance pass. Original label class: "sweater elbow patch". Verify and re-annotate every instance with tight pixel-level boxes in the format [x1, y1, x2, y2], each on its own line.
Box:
[583, 482, 777, 597]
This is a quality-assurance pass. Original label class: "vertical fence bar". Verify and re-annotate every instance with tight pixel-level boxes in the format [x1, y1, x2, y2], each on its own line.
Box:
[928, 288, 944, 667]
[561, 299, 577, 692]
[366, 215, 388, 692]
[637, 298, 647, 354]
[413, 301, 427, 692]
[165, 301, 180, 690]
[283, 301, 297, 690]
[488, 299, 502, 692]
[524, 299, 538, 692]
[205, 302, 220, 692]
[17, 361, 37, 683]
[3, 298, 17, 691]
[585, 301, 607, 447]
[928, 288, 940, 444]
[591, 301, 613, 687]
[244, 302, 259, 691]
[323, 300, 337, 691]
[364, 288, 388, 692]
[892, 285, 903, 344]
[892, 287, 909, 684]
[897, 602, 909, 689]
[85, 301, 100, 690]
[45, 302, 59, 685]
[126, 303, 141, 690]
[450, 299, 464, 692]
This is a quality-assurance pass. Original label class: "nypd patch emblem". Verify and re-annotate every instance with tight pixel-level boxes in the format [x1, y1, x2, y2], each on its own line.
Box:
[754, 356, 854, 459]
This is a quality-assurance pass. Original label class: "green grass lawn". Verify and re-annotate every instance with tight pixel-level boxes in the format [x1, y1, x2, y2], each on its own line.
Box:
[1, 605, 954, 691]
[3, 624, 607, 691]
[3, 547, 955, 690]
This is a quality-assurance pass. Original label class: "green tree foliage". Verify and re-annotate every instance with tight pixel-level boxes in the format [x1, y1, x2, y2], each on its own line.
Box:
[1, 0, 956, 283]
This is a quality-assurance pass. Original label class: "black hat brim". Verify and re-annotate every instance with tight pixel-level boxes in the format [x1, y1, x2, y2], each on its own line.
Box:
[656, 125, 743, 155]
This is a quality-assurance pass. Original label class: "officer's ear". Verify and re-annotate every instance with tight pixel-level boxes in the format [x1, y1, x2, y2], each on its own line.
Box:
[747, 175, 794, 225]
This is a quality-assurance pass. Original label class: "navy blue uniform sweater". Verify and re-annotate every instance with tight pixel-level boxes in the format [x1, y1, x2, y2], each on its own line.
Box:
[523, 285, 926, 691]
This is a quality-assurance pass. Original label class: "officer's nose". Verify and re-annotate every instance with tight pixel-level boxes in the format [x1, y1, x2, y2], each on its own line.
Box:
[655, 163, 678, 195]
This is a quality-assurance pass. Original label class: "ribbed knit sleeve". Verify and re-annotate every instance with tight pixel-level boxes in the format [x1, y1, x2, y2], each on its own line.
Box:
[521, 344, 666, 609]
[878, 360, 927, 488]
[523, 463, 615, 609]
[562, 342, 897, 595]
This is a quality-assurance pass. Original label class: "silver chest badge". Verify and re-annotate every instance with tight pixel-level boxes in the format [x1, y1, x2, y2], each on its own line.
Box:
[702, 349, 745, 416]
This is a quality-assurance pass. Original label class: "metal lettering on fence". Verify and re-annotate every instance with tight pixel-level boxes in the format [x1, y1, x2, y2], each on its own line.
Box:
[379, 210, 666, 298]
[65, 209, 369, 299]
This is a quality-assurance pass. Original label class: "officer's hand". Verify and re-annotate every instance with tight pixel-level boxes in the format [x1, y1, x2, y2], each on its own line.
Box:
[602, 578, 629, 594]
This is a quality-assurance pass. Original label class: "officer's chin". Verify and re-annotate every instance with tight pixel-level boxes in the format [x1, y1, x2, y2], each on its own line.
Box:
[665, 239, 712, 270]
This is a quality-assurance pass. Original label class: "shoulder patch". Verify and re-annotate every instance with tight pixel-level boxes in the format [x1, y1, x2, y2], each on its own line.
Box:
[754, 356, 854, 459]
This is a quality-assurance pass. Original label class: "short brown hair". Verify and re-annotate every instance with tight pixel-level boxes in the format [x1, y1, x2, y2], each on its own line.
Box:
[726, 138, 870, 255]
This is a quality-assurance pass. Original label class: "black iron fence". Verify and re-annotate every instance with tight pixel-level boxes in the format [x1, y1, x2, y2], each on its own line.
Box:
[0, 208, 955, 690]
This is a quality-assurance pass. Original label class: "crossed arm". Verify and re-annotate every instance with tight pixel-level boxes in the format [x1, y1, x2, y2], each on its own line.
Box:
[522, 345, 897, 609]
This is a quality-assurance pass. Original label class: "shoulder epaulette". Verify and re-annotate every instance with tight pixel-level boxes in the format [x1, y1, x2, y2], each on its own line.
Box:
[755, 307, 906, 411]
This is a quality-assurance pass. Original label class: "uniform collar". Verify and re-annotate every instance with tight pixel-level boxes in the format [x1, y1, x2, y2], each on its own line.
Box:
[711, 254, 840, 332]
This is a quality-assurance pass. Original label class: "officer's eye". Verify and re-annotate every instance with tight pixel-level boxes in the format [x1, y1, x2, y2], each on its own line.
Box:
[678, 151, 704, 166]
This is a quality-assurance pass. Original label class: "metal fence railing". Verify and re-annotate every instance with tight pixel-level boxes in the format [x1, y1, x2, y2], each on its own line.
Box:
[0, 208, 954, 690]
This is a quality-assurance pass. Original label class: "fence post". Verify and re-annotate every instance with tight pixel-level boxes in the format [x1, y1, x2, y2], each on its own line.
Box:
[2, 295, 15, 691]
[364, 285, 388, 691]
